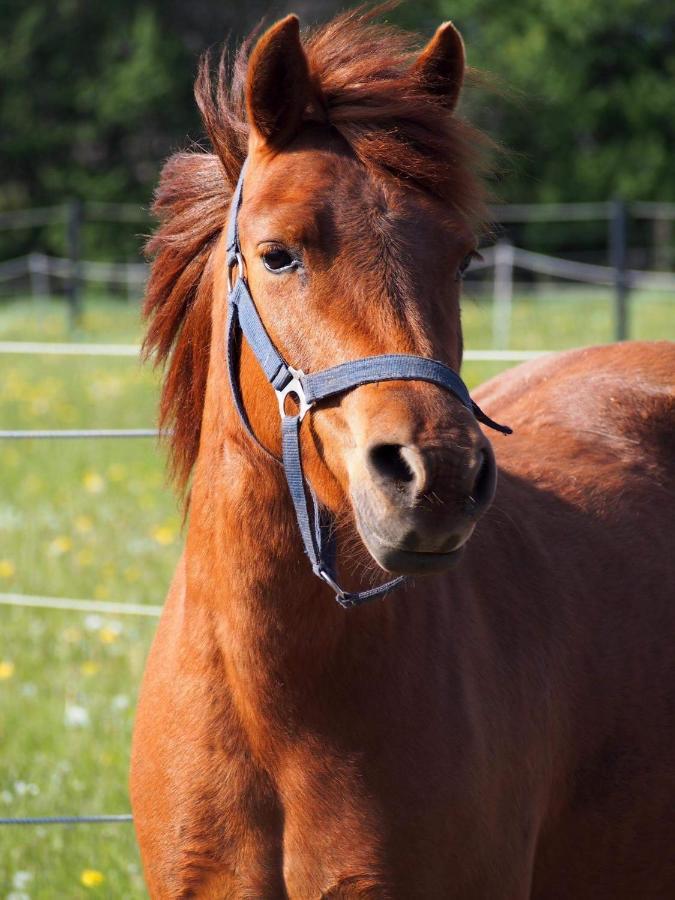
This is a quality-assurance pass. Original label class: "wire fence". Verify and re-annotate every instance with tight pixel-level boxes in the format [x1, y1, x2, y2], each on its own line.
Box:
[1, 242, 674, 350]
[0, 592, 162, 616]
[0, 338, 551, 365]
[0, 342, 164, 826]
[1, 208, 673, 831]
[2, 198, 675, 229]
[2, 244, 674, 291]
[0, 428, 161, 439]
[2, 195, 673, 327]
[0, 815, 133, 826]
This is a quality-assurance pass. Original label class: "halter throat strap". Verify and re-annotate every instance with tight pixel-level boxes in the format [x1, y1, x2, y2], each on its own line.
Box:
[225, 160, 511, 609]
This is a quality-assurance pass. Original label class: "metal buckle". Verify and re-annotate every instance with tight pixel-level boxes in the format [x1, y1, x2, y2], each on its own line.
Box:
[276, 367, 313, 421]
[228, 251, 243, 291]
[316, 566, 346, 600]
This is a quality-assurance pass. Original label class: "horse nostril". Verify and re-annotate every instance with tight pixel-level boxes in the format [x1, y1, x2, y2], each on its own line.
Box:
[470, 446, 496, 510]
[368, 443, 415, 490]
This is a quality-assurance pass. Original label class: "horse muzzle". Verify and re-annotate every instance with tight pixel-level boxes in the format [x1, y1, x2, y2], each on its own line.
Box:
[351, 439, 496, 576]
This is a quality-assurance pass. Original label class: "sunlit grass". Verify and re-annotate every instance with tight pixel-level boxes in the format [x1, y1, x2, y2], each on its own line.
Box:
[0, 291, 672, 897]
[0, 298, 174, 899]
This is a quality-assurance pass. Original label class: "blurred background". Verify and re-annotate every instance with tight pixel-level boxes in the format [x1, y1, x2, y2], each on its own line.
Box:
[0, 1, 673, 897]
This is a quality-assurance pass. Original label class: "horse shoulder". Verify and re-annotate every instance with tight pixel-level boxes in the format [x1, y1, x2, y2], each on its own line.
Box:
[474, 341, 675, 478]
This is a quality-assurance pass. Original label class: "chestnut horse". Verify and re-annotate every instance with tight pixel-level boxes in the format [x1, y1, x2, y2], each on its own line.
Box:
[130, 11, 675, 898]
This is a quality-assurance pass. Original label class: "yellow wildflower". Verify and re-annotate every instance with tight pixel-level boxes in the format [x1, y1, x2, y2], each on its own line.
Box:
[83, 472, 105, 494]
[0, 559, 16, 579]
[99, 627, 118, 645]
[48, 536, 72, 557]
[151, 524, 176, 546]
[80, 661, 100, 676]
[0, 661, 15, 680]
[80, 869, 104, 888]
[93, 584, 110, 600]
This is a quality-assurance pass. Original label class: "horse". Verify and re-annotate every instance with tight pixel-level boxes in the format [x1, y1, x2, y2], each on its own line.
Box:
[130, 10, 675, 898]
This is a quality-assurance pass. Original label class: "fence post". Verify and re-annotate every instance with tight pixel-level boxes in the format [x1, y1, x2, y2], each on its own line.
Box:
[67, 199, 83, 327]
[652, 215, 672, 271]
[126, 263, 137, 305]
[609, 199, 629, 341]
[28, 252, 49, 301]
[492, 239, 514, 349]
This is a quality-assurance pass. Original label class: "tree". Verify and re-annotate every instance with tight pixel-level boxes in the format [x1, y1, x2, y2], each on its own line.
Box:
[1, 0, 673, 262]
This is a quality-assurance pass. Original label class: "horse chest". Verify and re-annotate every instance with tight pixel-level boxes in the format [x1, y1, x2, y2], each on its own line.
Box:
[183, 728, 519, 900]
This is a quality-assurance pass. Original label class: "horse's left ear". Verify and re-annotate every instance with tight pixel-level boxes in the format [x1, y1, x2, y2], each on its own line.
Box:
[246, 15, 312, 149]
[412, 22, 466, 112]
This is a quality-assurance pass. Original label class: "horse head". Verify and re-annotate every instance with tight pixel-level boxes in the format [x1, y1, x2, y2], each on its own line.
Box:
[230, 16, 496, 578]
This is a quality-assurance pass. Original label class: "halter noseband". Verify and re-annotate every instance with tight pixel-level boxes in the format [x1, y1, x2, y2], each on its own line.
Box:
[225, 159, 511, 609]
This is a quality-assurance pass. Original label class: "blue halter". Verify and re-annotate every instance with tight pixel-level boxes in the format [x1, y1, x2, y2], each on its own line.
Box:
[225, 160, 511, 609]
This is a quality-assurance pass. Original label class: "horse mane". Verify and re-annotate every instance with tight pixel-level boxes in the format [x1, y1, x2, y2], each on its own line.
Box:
[143, 6, 493, 494]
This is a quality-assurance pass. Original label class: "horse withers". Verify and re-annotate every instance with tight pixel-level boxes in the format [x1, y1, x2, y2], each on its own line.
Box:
[130, 11, 675, 898]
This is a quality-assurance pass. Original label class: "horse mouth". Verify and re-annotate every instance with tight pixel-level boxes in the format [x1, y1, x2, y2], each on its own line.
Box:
[354, 507, 472, 576]
[372, 543, 466, 575]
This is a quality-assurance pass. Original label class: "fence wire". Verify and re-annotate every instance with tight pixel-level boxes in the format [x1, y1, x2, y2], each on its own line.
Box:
[0, 591, 162, 616]
[1, 245, 674, 290]
[0, 428, 162, 439]
[0, 815, 133, 826]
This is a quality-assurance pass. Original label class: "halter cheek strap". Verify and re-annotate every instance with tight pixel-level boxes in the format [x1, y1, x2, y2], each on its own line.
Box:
[225, 159, 511, 609]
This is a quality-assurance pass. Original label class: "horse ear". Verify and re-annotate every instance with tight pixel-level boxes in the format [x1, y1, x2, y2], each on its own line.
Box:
[413, 22, 466, 112]
[246, 15, 311, 148]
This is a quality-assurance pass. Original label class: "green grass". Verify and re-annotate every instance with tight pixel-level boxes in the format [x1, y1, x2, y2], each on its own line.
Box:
[0, 291, 672, 898]
[0, 300, 176, 899]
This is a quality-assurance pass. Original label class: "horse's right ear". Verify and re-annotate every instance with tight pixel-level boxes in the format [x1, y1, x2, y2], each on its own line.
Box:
[246, 15, 311, 149]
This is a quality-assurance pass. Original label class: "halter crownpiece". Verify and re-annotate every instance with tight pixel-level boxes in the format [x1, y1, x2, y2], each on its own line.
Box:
[225, 159, 512, 609]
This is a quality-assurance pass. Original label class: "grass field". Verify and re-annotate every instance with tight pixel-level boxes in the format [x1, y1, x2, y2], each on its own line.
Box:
[0, 291, 673, 898]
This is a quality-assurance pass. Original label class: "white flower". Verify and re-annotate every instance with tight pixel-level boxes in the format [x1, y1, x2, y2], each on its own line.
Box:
[13, 871, 33, 889]
[84, 614, 103, 631]
[13, 782, 39, 797]
[64, 703, 90, 727]
[112, 694, 129, 711]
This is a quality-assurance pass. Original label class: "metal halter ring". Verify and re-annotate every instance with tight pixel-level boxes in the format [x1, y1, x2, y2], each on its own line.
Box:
[315, 566, 346, 600]
[275, 367, 313, 421]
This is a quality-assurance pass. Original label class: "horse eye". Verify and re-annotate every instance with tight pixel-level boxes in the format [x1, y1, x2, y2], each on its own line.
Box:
[262, 248, 296, 273]
[456, 250, 480, 281]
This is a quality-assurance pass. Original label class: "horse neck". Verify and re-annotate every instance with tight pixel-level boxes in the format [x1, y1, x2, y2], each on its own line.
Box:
[184, 282, 349, 679]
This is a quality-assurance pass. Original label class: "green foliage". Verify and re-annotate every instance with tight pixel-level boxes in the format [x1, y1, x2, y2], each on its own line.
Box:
[0, 1, 673, 258]
[0, 0, 286, 259]
[399, 0, 675, 203]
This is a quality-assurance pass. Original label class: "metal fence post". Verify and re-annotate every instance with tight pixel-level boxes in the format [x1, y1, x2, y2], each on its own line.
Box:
[67, 199, 83, 326]
[609, 199, 630, 341]
[492, 239, 514, 349]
